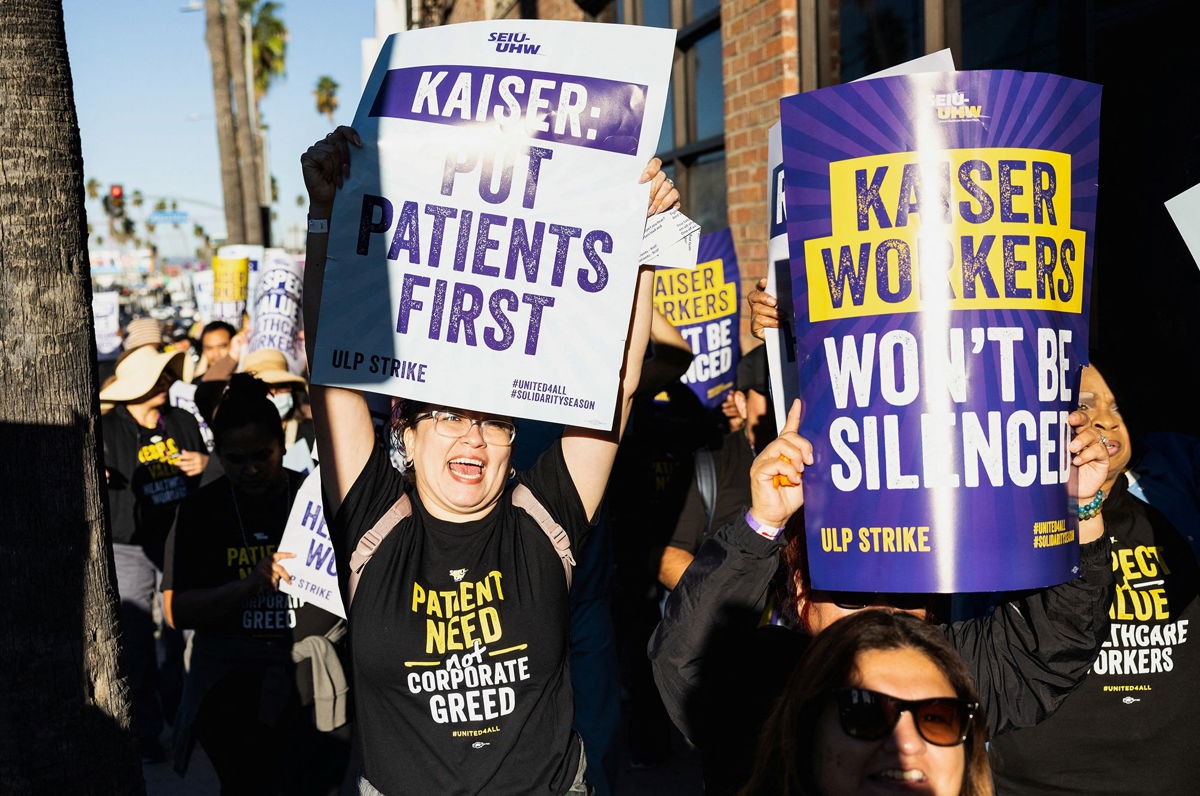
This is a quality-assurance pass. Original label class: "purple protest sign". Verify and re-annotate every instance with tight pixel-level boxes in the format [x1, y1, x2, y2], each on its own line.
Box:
[370, 65, 647, 155]
[781, 70, 1101, 592]
[653, 229, 740, 407]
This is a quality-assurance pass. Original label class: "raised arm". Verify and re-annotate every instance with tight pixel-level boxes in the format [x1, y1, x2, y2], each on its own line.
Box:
[561, 160, 679, 520]
[301, 127, 375, 514]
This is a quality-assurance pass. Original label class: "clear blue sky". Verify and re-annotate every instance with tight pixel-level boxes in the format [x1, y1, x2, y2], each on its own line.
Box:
[65, 0, 375, 258]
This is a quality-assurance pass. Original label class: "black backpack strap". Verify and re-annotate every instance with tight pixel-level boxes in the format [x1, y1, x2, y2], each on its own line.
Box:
[694, 448, 717, 541]
[511, 484, 576, 589]
[347, 493, 412, 606]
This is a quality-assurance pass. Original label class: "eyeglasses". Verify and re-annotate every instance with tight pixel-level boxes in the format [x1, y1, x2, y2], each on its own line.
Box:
[414, 410, 516, 446]
[835, 687, 977, 747]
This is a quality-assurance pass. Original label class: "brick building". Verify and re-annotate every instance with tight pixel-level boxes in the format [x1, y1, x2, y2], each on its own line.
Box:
[396, 1, 1200, 428]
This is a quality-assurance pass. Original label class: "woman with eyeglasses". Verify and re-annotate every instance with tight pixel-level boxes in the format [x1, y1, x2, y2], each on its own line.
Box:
[299, 127, 679, 795]
[649, 398, 1114, 794]
[741, 610, 991, 796]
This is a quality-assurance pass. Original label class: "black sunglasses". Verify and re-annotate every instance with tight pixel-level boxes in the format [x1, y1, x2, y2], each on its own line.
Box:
[835, 687, 977, 747]
[810, 591, 932, 611]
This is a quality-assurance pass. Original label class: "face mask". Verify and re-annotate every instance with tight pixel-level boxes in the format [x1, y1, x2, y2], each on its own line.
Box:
[269, 392, 293, 418]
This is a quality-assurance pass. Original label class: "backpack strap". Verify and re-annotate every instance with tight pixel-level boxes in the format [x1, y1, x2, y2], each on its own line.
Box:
[347, 492, 412, 606]
[511, 484, 576, 590]
[694, 448, 718, 541]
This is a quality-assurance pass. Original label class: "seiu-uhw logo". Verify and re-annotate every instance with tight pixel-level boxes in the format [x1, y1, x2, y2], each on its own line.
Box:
[487, 31, 541, 54]
[929, 91, 986, 122]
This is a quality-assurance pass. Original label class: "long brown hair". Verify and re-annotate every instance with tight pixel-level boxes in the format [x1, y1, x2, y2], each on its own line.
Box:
[740, 610, 992, 796]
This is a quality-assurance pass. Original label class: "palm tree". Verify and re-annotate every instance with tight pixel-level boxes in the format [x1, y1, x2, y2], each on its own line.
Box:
[153, 198, 168, 212]
[295, 193, 305, 207]
[85, 176, 99, 199]
[194, 223, 206, 239]
[205, 0, 246, 243]
[314, 75, 339, 124]
[243, 0, 287, 103]
[0, 1, 141, 790]
[130, 189, 143, 209]
[224, 0, 262, 244]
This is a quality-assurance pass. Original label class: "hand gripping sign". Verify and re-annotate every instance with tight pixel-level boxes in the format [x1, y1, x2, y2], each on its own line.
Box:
[311, 21, 675, 430]
[781, 70, 1101, 592]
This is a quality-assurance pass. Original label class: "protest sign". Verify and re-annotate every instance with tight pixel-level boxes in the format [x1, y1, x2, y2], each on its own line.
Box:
[781, 70, 1100, 592]
[168, 381, 215, 452]
[767, 53, 957, 431]
[211, 255, 249, 327]
[1166, 181, 1200, 270]
[653, 229, 740, 407]
[92, 290, 122, 360]
[219, 244, 265, 317]
[248, 248, 305, 372]
[191, 269, 214, 323]
[278, 467, 346, 619]
[311, 20, 675, 429]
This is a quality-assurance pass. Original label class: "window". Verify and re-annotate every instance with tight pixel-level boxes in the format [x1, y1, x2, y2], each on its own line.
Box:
[620, 0, 727, 231]
[816, 0, 925, 86]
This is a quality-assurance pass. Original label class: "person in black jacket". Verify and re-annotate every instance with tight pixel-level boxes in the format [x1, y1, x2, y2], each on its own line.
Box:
[100, 347, 209, 760]
[986, 365, 1200, 795]
[648, 400, 1114, 794]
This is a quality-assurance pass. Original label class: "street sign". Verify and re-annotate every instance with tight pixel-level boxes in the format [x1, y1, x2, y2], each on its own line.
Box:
[149, 210, 189, 225]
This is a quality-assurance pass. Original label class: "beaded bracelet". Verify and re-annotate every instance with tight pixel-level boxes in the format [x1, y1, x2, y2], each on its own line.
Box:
[1077, 489, 1105, 521]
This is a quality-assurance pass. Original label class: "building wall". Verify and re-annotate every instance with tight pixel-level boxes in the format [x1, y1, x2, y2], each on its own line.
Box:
[720, 0, 798, 346]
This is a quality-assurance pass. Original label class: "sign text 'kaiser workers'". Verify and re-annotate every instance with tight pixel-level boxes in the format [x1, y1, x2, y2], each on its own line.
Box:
[781, 70, 1101, 592]
[312, 21, 675, 428]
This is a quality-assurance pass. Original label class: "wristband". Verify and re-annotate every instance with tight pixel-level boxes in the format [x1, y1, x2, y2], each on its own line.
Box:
[1077, 489, 1105, 521]
[745, 510, 783, 541]
[307, 217, 329, 234]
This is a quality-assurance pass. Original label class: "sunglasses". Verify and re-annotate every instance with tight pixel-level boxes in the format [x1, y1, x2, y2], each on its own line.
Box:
[810, 591, 931, 611]
[835, 687, 977, 747]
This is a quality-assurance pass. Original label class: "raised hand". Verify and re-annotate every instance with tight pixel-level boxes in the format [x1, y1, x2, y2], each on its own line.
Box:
[747, 277, 782, 340]
[1067, 409, 1109, 503]
[301, 126, 363, 216]
[641, 157, 681, 216]
[748, 399, 812, 529]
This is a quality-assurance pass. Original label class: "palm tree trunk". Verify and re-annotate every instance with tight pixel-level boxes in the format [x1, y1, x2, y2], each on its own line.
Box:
[206, 0, 245, 244]
[0, 2, 143, 792]
[225, 0, 262, 244]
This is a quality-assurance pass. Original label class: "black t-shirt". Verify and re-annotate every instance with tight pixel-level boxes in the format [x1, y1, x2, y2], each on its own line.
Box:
[328, 441, 591, 795]
[103, 405, 207, 553]
[162, 471, 339, 646]
[989, 475, 1200, 795]
[668, 430, 756, 555]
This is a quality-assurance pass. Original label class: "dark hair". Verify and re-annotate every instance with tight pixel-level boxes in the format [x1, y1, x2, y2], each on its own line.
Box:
[741, 610, 991, 796]
[201, 320, 237, 340]
[211, 373, 285, 449]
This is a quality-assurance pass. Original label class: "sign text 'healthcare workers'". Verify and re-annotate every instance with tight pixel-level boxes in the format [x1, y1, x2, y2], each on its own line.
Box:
[312, 21, 675, 429]
[781, 70, 1100, 592]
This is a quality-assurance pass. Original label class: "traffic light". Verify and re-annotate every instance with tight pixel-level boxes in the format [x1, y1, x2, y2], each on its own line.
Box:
[108, 184, 125, 218]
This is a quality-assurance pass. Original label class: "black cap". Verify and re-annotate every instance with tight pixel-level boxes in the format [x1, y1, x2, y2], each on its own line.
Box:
[736, 345, 769, 395]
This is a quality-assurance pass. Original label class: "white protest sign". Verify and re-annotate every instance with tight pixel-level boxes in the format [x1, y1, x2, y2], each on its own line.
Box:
[311, 20, 676, 429]
[278, 467, 346, 619]
[1166, 182, 1200, 269]
[92, 290, 122, 359]
[766, 50, 957, 433]
[168, 380, 215, 452]
[249, 248, 305, 372]
[191, 269, 214, 323]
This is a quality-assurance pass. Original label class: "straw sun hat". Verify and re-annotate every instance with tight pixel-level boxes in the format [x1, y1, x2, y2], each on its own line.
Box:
[99, 347, 184, 403]
[240, 349, 305, 386]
